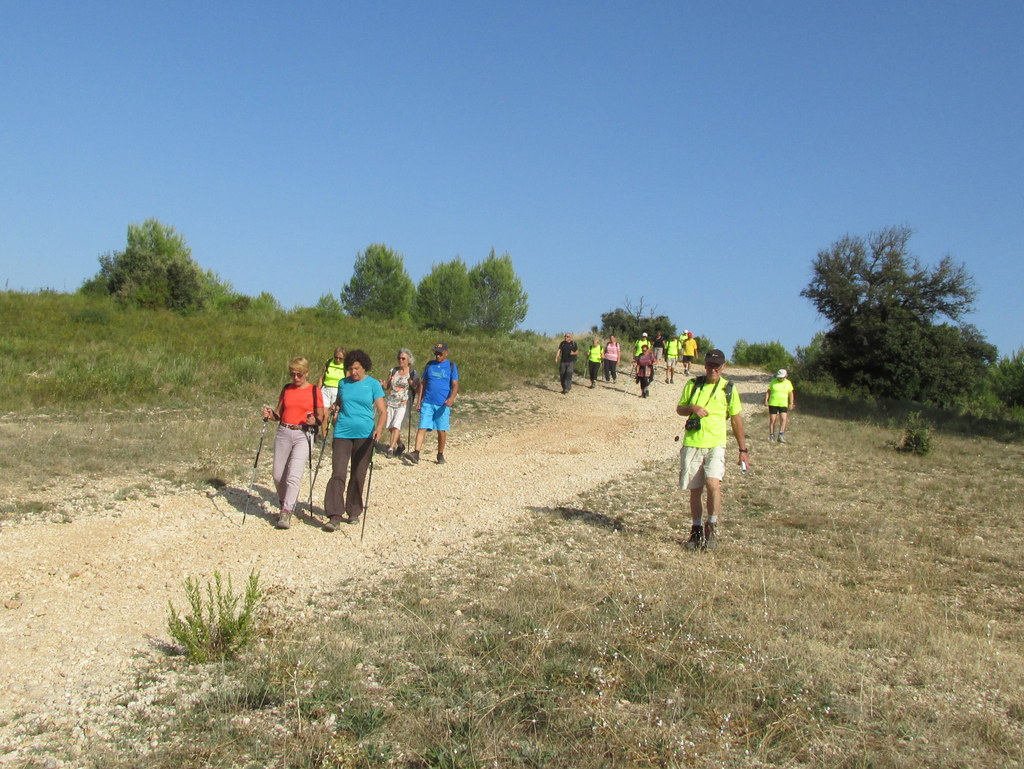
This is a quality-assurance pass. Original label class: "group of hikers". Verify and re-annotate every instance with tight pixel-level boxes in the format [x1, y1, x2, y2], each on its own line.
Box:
[555, 329, 701, 397]
[258, 342, 458, 532]
[254, 332, 796, 553]
[556, 331, 797, 551]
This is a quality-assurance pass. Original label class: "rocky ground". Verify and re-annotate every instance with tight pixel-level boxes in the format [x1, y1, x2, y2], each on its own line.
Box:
[0, 365, 769, 760]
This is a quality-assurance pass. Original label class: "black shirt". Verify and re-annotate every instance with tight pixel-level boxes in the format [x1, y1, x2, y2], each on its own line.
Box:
[558, 340, 578, 360]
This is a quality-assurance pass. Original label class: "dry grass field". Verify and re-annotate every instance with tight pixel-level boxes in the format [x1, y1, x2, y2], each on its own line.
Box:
[18, 399, 1014, 769]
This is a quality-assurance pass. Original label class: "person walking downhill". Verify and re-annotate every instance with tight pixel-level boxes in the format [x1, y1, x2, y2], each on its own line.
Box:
[408, 342, 459, 465]
[634, 344, 655, 398]
[262, 357, 325, 530]
[602, 335, 621, 382]
[665, 334, 681, 383]
[652, 331, 666, 369]
[681, 332, 699, 376]
[316, 347, 346, 438]
[765, 368, 795, 443]
[587, 337, 603, 388]
[383, 349, 418, 458]
[676, 349, 748, 551]
[633, 333, 649, 362]
[555, 333, 578, 394]
[323, 349, 385, 532]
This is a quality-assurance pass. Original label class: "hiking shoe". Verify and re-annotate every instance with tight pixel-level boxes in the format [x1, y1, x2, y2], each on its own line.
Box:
[778, 433, 786, 444]
[769, 433, 776, 442]
[685, 525, 704, 551]
[437, 453, 446, 465]
[385, 447, 395, 459]
[275, 511, 292, 530]
[703, 522, 717, 551]
[323, 516, 343, 532]
[408, 450, 420, 464]
[344, 515, 360, 526]
[395, 443, 405, 457]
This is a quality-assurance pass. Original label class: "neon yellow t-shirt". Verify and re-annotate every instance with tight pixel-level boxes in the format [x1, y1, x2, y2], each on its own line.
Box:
[682, 338, 698, 357]
[588, 345, 603, 363]
[666, 338, 681, 357]
[767, 377, 794, 407]
[678, 376, 742, 449]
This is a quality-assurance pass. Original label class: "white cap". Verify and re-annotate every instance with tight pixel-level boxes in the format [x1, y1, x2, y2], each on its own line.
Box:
[641, 332, 648, 337]
[776, 369, 788, 378]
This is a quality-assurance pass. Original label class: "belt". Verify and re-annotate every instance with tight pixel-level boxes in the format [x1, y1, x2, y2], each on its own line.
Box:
[280, 422, 308, 431]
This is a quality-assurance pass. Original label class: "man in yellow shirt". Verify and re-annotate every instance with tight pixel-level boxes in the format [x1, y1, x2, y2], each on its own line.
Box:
[676, 349, 748, 550]
[765, 368, 795, 443]
[681, 332, 699, 376]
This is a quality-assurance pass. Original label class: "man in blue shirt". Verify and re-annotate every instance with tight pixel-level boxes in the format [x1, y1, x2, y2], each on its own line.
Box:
[408, 342, 460, 465]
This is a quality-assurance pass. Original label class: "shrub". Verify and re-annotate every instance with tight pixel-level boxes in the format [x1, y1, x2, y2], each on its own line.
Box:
[168, 570, 262, 662]
[896, 411, 932, 456]
[732, 339, 795, 373]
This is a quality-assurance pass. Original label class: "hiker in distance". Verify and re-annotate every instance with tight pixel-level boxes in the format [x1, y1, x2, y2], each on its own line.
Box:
[587, 337, 603, 388]
[323, 349, 385, 532]
[316, 347, 346, 438]
[383, 348, 418, 458]
[408, 342, 459, 465]
[676, 349, 749, 551]
[665, 333, 681, 384]
[602, 334, 620, 382]
[555, 332, 578, 394]
[681, 331, 698, 376]
[261, 356, 325, 530]
[634, 343, 655, 398]
[765, 368, 795, 443]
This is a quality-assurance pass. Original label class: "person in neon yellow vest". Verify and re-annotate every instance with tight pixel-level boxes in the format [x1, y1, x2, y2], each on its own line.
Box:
[317, 347, 346, 437]
[587, 338, 603, 388]
[665, 335, 681, 384]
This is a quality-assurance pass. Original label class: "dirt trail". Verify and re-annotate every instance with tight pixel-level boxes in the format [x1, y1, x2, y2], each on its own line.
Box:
[0, 367, 768, 746]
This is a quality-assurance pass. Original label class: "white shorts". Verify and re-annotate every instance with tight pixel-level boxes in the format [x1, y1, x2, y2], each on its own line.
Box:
[679, 445, 726, 490]
[321, 386, 339, 409]
[386, 403, 408, 430]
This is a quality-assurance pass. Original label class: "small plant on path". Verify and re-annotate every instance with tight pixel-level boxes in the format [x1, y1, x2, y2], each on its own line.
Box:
[167, 570, 262, 662]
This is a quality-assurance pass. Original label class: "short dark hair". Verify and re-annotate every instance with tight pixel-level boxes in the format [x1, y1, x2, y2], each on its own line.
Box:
[346, 348, 373, 373]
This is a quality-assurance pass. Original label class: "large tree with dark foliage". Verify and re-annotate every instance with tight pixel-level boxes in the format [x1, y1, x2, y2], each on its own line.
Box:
[801, 225, 995, 404]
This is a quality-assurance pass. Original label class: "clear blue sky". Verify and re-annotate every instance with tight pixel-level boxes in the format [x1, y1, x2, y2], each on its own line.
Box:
[3, 1, 1022, 357]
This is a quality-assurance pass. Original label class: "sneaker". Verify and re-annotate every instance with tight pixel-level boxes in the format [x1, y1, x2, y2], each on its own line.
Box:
[685, 524, 704, 551]
[437, 453, 446, 464]
[395, 443, 405, 457]
[769, 433, 776, 442]
[408, 450, 420, 464]
[385, 447, 395, 458]
[323, 516, 343, 532]
[275, 511, 292, 530]
[778, 433, 786, 444]
[344, 515, 360, 526]
[703, 522, 717, 551]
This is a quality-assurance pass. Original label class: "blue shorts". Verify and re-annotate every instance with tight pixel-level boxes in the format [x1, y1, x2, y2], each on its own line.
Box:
[418, 402, 450, 432]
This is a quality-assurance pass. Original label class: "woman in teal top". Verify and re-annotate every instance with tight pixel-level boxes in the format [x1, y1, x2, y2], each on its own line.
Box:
[323, 349, 385, 531]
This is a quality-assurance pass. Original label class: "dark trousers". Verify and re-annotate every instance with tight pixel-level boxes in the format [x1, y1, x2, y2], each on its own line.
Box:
[603, 359, 617, 381]
[324, 437, 374, 519]
[559, 361, 575, 392]
[588, 360, 601, 383]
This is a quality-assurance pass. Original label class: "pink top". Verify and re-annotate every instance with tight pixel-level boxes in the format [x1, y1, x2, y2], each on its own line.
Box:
[603, 342, 620, 362]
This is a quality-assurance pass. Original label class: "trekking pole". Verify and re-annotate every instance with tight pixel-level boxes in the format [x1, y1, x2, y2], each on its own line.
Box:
[360, 451, 375, 544]
[242, 418, 269, 525]
[309, 410, 337, 510]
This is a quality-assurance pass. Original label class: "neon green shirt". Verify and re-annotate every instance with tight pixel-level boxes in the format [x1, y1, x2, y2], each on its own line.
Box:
[767, 377, 794, 407]
[588, 345, 603, 363]
[666, 338, 681, 357]
[322, 359, 346, 388]
[678, 376, 742, 449]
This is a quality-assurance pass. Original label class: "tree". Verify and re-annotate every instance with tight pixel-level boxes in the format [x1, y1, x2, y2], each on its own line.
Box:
[600, 297, 677, 343]
[801, 226, 994, 404]
[415, 258, 474, 333]
[467, 250, 529, 334]
[340, 244, 415, 321]
[82, 218, 217, 312]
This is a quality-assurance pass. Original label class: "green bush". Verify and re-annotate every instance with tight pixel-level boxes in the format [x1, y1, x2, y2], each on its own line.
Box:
[732, 339, 795, 373]
[168, 570, 262, 663]
[896, 411, 933, 456]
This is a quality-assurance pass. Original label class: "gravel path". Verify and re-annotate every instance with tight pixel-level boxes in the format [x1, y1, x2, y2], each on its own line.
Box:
[0, 366, 768, 752]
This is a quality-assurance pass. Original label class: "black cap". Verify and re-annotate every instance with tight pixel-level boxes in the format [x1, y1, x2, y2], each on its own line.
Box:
[704, 349, 726, 367]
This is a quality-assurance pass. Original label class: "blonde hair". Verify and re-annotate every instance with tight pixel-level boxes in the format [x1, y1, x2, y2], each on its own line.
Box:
[288, 356, 310, 375]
